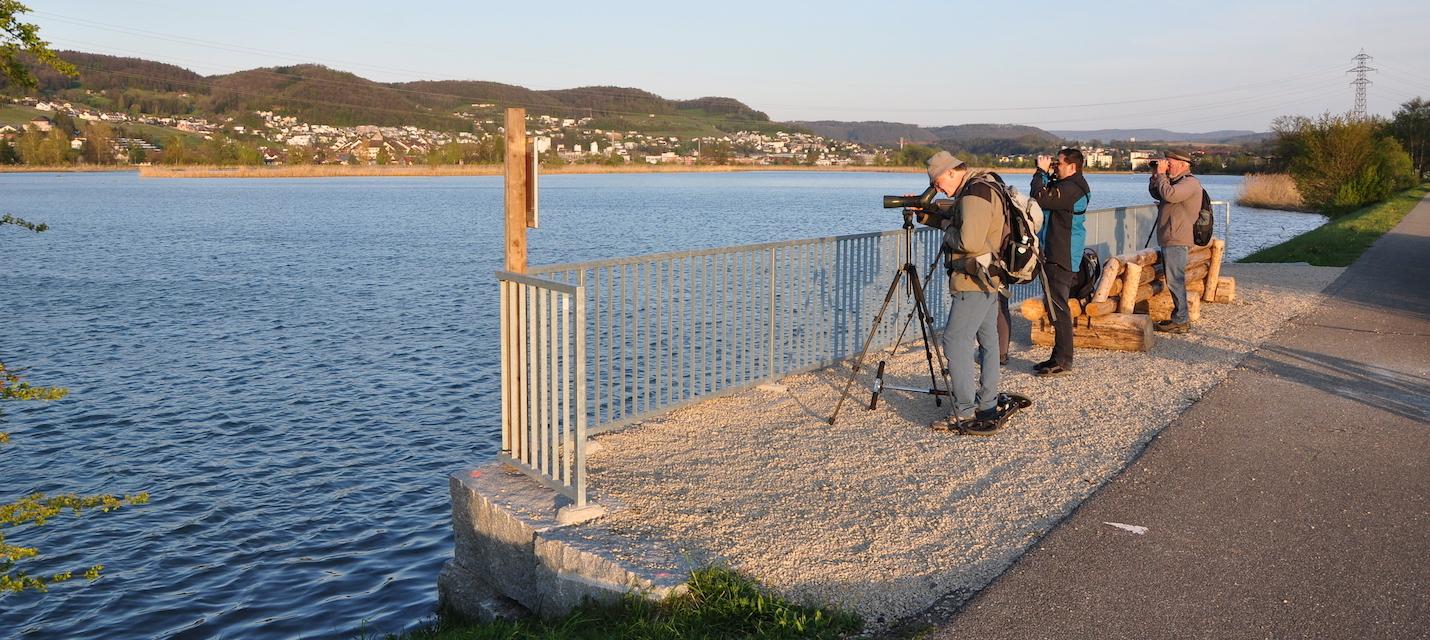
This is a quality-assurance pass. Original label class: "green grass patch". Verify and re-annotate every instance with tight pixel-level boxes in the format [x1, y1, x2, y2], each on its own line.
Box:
[0, 104, 44, 127]
[1240, 183, 1429, 266]
[372, 567, 861, 640]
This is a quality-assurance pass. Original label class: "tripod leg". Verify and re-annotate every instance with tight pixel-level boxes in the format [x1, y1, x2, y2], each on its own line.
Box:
[829, 267, 906, 425]
[907, 263, 948, 406]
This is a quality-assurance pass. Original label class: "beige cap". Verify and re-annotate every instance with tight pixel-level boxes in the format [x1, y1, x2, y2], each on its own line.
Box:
[927, 150, 966, 183]
[1162, 149, 1193, 163]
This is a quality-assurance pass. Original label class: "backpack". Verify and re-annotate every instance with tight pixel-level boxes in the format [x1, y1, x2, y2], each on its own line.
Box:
[1192, 189, 1214, 246]
[1070, 248, 1102, 302]
[978, 172, 1044, 286]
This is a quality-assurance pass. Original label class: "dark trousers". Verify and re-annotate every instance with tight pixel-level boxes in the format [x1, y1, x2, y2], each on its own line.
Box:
[1045, 263, 1075, 367]
[997, 294, 1010, 362]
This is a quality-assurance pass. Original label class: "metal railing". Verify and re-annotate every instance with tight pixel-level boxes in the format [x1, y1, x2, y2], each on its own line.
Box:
[497, 271, 588, 507]
[499, 200, 1229, 503]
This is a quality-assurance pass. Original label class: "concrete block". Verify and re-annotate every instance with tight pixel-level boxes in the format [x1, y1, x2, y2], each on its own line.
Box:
[441, 462, 692, 620]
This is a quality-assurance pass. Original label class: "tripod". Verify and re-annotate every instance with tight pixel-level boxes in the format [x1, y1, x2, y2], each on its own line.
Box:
[828, 210, 951, 425]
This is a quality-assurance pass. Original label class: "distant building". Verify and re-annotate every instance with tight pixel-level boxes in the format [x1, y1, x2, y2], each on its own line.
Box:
[27, 117, 53, 132]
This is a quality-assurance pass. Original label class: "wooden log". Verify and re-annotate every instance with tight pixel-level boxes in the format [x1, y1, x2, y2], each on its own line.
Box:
[1019, 296, 1084, 322]
[1212, 276, 1236, 303]
[1202, 238, 1227, 302]
[1084, 299, 1118, 317]
[1141, 290, 1202, 323]
[1032, 312, 1153, 352]
[1118, 263, 1142, 314]
[1119, 249, 1160, 267]
[1091, 257, 1123, 303]
[1139, 263, 1159, 285]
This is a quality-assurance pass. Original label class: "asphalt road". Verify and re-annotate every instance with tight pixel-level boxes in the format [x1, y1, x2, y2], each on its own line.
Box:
[924, 194, 1430, 640]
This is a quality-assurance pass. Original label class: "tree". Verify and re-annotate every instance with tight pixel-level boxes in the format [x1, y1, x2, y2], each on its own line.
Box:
[1388, 97, 1430, 178]
[81, 122, 116, 164]
[2, 5, 147, 595]
[0, 0, 76, 89]
[1272, 112, 1418, 214]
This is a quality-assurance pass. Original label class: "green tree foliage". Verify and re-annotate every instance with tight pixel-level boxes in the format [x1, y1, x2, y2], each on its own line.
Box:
[1388, 97, 1430, 178]
[0, 138, 17, 164]
[0, 0, 76, 90]
[1272, 112, 1418, 214]
[14, 127, 70, 164]
[891, 143, 937, 167]
[80, 121, 116, 164]
[424, 138, 502, 165]
[700, 140, 733, 165]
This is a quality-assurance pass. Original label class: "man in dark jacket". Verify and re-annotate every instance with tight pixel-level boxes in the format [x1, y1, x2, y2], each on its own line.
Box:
[1030, 148, 1091, 375]
[1149, 149, 1201, 333]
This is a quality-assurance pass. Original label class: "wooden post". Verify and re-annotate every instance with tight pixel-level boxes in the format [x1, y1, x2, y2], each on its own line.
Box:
[505, 108, 529, 273]
[1202, 238, 1226, 302]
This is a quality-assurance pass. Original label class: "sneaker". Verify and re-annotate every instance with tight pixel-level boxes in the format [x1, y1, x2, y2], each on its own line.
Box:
[960, 414, 1006, 440]
[1154, 320, 1191, 334]
[931, 416, 969, 432]
[1034, 364, 1071, 377]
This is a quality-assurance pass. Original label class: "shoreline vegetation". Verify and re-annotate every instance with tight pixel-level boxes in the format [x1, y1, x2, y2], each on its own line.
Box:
[1236, 173, 1312, 211]
[376, 566, 860, 640]
[1239, 183, 1428, 266]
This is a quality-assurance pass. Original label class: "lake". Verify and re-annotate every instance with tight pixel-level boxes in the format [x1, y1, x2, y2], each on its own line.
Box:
[0, 171, 1324, 639]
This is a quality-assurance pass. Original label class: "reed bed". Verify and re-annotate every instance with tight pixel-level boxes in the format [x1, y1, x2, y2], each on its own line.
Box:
[1237, 173, 1309, 211]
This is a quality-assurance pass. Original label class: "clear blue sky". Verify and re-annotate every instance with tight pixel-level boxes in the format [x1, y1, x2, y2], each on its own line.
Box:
[28, 0, 1430, 132]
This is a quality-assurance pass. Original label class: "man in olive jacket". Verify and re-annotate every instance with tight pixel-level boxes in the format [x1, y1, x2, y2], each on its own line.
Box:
[1030, 148, 1091, 375]
[917, 151, 1008, 435]
[1149, 149, 1202, 333]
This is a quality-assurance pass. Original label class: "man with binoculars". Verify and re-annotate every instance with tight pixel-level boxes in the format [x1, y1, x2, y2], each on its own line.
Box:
[1029, 148, 1092, 376]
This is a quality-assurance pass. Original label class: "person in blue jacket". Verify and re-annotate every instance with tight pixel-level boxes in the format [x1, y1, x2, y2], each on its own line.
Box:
[1030, 148, 1091, 376]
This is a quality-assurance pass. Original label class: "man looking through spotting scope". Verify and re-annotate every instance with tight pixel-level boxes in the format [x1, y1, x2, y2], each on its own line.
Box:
[1149, 149, 1201, 334]
[914, 151, 1012, 436]
[1030, 148, 1091, 376]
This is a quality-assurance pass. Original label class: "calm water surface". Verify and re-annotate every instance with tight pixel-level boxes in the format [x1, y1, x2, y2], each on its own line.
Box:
[0, 171, 1323, 639]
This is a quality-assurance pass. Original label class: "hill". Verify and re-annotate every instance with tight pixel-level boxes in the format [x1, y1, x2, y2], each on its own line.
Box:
[10, 51, 787, 137]
[790, 120, 1063, 155]
[1050, 128, 1270, 143]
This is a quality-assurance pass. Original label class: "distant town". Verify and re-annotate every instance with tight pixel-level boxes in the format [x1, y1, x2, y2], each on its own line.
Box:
[1, 92, 1255, 172]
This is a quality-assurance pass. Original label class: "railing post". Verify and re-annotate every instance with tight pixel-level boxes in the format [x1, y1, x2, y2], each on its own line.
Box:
[767, 247, 777, 381]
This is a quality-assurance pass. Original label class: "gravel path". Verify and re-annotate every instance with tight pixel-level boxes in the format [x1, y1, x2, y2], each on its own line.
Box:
[583, 263, 1343, 631]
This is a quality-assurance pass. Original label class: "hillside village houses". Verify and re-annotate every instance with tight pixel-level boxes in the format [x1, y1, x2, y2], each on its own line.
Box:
[5, 95, 1149, 169]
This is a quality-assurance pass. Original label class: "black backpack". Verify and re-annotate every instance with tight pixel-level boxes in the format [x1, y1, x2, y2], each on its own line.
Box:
[1070, 248, 1102, 302]
[1192, 189, 1214, 246]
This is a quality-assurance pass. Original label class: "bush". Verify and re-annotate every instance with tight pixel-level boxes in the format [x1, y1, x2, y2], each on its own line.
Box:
[1272, 113, 1418, 215]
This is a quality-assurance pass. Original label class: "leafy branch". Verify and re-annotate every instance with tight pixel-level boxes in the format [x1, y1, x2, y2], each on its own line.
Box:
[0, 213, 50, 233]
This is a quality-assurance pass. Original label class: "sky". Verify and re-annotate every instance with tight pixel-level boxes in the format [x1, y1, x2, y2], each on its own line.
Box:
[27, 0, 1430, 133]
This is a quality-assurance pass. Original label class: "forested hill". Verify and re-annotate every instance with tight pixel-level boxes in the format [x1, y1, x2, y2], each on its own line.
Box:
[9, 51, 787, 135]
[793, 120, 1064, 155]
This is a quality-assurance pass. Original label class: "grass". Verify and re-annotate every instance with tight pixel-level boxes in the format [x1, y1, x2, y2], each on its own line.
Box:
[1240, 183, 1428, 266]
[370, 567, 861, 640]
[1236, 173, 1311, 211]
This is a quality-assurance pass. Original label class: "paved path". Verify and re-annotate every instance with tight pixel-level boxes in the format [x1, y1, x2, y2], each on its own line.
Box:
[924, 194, 1430, 640]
